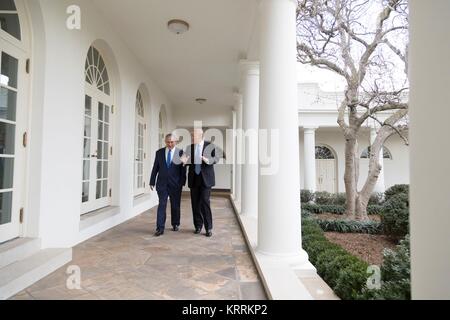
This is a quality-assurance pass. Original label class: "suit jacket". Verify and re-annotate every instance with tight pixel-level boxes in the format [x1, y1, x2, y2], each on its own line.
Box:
[150, 147, 186, 191]
[185, 141, 219, 189]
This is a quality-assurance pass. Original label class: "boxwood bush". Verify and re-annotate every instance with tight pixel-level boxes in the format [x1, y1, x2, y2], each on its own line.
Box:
[314, 219, 383, 234]
[300, 189, 315, 204]
[384, 184, 409, 202]
[301, 203, 382, 215]
[380, 193, 409, 238]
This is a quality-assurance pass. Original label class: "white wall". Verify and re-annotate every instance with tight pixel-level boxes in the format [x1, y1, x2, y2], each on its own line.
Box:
[299, 128, 409, 193]
[28, 0, 173, 248]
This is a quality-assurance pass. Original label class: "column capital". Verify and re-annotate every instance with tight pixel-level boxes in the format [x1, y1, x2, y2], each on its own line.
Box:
[303, 126, 319, 133]
[239, 60, 260, 77]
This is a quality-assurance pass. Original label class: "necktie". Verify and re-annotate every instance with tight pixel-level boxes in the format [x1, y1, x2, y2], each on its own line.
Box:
[195, 144, 201, 175]
[167, 149, 172, 168]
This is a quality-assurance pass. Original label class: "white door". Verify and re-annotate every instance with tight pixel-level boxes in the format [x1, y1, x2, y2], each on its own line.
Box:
[0, 38, 28, 243]
[316, 159, 336, 193]
[134, 121, 145, 196]
[81, 86, 112, 214]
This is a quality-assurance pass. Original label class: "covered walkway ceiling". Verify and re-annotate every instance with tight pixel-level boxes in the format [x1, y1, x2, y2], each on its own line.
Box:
[93, 0, 259, 110]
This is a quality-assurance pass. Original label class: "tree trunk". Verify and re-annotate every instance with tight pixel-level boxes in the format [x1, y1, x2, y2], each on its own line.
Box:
[343, 135, 358, 219]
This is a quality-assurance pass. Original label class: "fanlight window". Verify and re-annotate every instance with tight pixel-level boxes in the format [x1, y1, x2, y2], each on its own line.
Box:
[136, 90, 144, 117]
[315, 146, 335, 159]
[360, 146, 393, 159]
[85, 46, 110, 95]
[0, 0, 21, 40]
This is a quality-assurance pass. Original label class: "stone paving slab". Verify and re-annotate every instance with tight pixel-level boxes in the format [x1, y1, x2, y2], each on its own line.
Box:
[11, 195, 267, 300]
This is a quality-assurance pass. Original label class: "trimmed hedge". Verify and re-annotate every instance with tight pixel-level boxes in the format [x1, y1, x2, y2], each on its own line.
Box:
[302, 218, 369, 299]
[301, 203, 382, 215]
[380, 193, 409, 238]
[385, 184, 409, 202]
[302, 218, 411, 300]
[314, 219, 383, 234]
[300, 189, 315, 203]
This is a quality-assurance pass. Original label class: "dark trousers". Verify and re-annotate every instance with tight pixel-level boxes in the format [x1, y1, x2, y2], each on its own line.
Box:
[190, 174, 213, 231]
[156, 186, 182, 231]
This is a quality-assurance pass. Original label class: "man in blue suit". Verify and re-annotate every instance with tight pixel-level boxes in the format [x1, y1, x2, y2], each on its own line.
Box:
[150, 133, 186, 236]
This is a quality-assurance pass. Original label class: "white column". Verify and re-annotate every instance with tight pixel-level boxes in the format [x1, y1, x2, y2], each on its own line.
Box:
[234, 93, 243, 210]
[410, 0, 450, 299]
[240, 60, 260, 217]
[231, 109, 237, 198]
[303, 127, 317, 192]
[370, 127, 385, 193]
[257, 0, 306, 257]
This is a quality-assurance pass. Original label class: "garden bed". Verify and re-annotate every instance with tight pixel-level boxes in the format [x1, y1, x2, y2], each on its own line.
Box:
[315, 213, 381, 222]
[324, 232, 397, 266]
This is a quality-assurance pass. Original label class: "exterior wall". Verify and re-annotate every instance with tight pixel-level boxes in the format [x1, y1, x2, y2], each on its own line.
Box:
[27, 0, 173, 248]
[299, 129, 409, 193]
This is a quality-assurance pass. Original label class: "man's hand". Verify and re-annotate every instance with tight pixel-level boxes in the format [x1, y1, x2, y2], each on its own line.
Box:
[150, 186, 155, 191]
[202, 156, 210, 164]
[180, 154, 190, 165]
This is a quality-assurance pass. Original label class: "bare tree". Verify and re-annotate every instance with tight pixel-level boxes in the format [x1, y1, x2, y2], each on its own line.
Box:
[297, 0, 409, 220]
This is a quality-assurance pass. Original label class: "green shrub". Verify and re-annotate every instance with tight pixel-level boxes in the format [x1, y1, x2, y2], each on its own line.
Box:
[300, 189, 315, 203]
[364, 236, 411, 300]
[380, 193, 409, 238]
[314, 219, 383, 234]
[368, 192, 384, 206]
[384, 184, 409, 202]
[367, 205, 383, 215]
[332, 193, 347, 205]
[315, 191, 333, 205]
[301, 218, 369, 300]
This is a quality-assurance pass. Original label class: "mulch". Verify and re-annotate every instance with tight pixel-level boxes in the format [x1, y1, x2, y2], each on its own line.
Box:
[324, 232, 397, 266]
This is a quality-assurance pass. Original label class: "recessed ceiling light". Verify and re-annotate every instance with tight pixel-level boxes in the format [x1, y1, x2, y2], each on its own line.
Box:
[195, 98, 207, 104]
[168, 19, 189, 35]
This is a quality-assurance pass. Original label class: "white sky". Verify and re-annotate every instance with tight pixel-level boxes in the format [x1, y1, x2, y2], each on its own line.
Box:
[296, 62, 346, 92]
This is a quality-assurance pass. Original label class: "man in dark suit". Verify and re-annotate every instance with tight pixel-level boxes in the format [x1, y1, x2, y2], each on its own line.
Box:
[182, 128, 219, 237]
[150, 134, 186, 236]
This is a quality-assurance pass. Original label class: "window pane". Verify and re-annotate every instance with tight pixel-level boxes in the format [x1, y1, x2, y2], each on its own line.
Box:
[0, 0, 17, 10]
[1, 52, 18, 88]
[84, 116, 91, 137]
[82, 182, 89, 203]
[96, 180, 102, 199]
[0, 191, 13, 225]
[104, 124, 109, 141]
[97, 161, 102, 179]
[103, 142, 108, 160]
[98, 122, 103, 140]
[97, 141, 103, 159]
[85, 95, 91, 116]
[0, 87, 16, 121]
[102, 180, 107, 198]
[105, 106, 110, 123]
[0, 122, 15, 155]
[0, 157, 14, 189]
[83, 160, 90, 181]
[83, 138, 90, 158]
[103, 162, 108, 179]
[98, 103, 104, 121]
[103, 82, 110, 95]
[0, 13, 21, 40]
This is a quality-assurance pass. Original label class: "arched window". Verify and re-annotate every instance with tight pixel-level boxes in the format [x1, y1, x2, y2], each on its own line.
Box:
[315, 146, 335, 159]
[0, 0, 21, 40]
[360, 146, 393, 159]
[134, 89, 146, 195]
[159, 110, 164, 148]
[82, 45, 114, 214]
[84, 46, 110, 95]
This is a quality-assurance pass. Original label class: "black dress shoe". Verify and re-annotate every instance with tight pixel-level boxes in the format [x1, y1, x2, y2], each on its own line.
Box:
[205, 230, 213, 237]
[194, 229, 201, 234]
[154, 230, 164, 237]
[172, 226, 179, 232]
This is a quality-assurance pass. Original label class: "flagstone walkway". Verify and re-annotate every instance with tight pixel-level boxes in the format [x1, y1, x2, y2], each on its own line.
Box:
[11, 195, 267, 300]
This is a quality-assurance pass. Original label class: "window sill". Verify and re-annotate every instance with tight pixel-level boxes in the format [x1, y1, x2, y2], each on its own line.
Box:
[79, 206, 120, 231]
